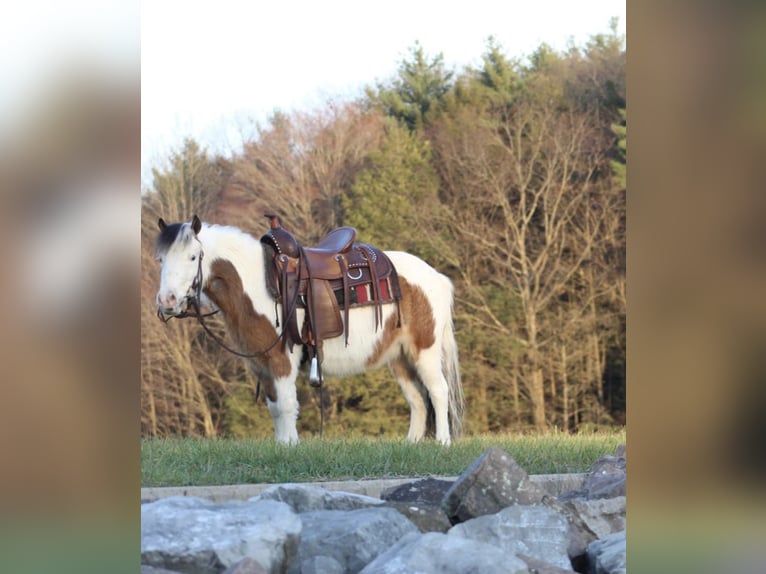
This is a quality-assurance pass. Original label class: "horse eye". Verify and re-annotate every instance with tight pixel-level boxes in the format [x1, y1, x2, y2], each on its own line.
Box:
[191, 254, 197, 261]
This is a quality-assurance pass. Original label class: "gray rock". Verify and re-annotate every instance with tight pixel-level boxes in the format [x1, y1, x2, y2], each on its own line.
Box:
[518, 554, 578, 574]
[587, 529, 626, 574]
[448, 504, 572, 570]
[384, 501, 452, 533]
[141, 496, 300, 574]
[541, 496, 593, 569]
[590, 454, 626, 476]
[290, 507, 419, 574]
[142, 567, 184, 574]
[253, 483, 384, 513]
[380, 477, 454, 532]
[441, 447, 545, 524]
[380, 477, 454, 507]
[579, 472, 626, 500]
[560, 452, 626, 501]
[296, 555, 346, 574]
[565, 496, 626, 540]
[543, 494, 626, 566]
[221, 558, 268, 574]
[359, 532, 528, 574]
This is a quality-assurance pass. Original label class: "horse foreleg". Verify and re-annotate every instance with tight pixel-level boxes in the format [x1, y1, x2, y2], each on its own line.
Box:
[267, 374, 300, 444]
[390, 356, 428, 443]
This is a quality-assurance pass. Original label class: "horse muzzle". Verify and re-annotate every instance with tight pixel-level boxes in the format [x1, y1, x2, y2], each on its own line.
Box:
[156, 295, 194, 321]
[156, 305, 179, 323]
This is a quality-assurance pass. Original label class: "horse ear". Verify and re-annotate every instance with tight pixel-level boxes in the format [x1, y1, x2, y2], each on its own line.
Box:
[158, 217, 167, 230]
[191, 214, 202, 235]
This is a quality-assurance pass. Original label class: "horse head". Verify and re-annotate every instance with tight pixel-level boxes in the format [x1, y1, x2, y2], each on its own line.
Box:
[155, 214, 204, 317]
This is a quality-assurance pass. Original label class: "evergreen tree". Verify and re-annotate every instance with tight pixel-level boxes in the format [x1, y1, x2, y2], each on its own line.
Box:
[342, 121, 441, 259]
[476, 37, 523, 108]
[367, 42, 454, 131]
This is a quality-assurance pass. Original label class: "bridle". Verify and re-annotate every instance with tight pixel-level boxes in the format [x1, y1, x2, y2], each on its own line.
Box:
[156, 248, 289, 359]
[156, 238, 324, 434]
[156, 249, 216, 323]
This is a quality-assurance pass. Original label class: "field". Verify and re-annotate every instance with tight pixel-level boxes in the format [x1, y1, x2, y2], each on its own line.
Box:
[141, 429, 625, 487]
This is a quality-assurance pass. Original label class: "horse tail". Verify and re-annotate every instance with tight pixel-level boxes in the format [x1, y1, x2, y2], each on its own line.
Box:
[442, 281, 465, 438]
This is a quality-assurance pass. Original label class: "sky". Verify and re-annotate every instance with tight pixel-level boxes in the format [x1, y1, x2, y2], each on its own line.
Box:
[141, 0, 625, 183]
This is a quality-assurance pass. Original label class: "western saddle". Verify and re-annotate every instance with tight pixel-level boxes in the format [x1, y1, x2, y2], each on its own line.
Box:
[260, 214, 402, 386]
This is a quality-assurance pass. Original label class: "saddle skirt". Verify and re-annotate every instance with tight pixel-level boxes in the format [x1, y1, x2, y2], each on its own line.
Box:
[260, 214, 402, 363]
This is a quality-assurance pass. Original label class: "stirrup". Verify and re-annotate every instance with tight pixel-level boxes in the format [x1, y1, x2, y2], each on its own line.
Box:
[309, 356, 323, 387]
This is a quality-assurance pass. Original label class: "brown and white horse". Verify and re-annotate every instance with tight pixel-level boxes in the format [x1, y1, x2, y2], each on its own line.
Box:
[154, 216, 464, 444]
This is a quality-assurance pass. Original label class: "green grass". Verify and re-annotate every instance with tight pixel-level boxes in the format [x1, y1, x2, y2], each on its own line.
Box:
[141, 429, 625, 487]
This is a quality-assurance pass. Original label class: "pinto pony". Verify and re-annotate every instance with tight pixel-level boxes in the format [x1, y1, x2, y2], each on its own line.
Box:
[154, 215, 464, 444]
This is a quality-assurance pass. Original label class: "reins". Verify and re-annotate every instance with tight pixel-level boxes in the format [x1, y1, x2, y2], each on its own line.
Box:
[156, 247, 300, 360]
[156, 254, 219, 322]
[157, 242, 326, 436]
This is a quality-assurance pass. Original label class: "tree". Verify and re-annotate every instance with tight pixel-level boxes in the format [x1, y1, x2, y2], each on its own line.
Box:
[141, 139, 240, 437]
[224, 102, 387, 242]
[367, 42, 454, 131]
[476, 37, 524, 108]
[343, 120, 442, 257]
[429, 94, 615, 431]
[144, 138, 230, 224]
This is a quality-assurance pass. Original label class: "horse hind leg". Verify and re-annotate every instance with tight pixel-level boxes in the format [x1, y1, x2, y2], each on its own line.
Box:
[389, 355, 429, 443]
[412, 346, 452, 445]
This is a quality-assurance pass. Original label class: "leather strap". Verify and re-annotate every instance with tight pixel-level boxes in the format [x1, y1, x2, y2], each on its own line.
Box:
[359, 245, 382, 331]
[337, 253, 351, 347]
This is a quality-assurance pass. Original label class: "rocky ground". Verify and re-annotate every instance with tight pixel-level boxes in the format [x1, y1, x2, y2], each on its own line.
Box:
[141, 444, 626, 574]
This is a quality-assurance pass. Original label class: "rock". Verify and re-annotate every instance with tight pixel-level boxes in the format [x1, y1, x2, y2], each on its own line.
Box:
[564, 496, 626, 540]
[559, 451, 626, 502]
[580, 472, 625, 500]
[141, 496, 300, 574]
[384, 501, 452, 533]
[441, 447, 545, 524]
[221, 558, 268, 574]
[448, 504, 572, 570]
[543, 494, 626, 566]
[587, 530, 626, 574]
[141, 566, 183, 574]
[517, 554, 578, 574]
[254, 483, 384, 512]
[141, 456, 629, 574]
[380, 477, 454, 532]
[359, 532, 528, 574]
[590, 453, 625, 476]
[298, 555, 347, 574]
[380, 477, 454, 506]
[289, 507, 419, 574]
[541, 493, 623, 572]
[541, 496, 594, 570]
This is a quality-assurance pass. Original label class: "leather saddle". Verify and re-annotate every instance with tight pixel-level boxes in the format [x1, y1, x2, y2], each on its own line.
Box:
[260, 214, 401, 386]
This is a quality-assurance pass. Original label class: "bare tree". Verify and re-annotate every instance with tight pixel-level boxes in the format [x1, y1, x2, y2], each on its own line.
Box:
[430, 97, 614, 431]
[140, 140, 236, 437]
[222, 102, 386, 240]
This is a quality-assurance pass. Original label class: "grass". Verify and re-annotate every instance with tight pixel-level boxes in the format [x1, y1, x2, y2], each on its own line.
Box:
[141, 429, 625, 487]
